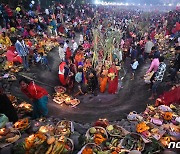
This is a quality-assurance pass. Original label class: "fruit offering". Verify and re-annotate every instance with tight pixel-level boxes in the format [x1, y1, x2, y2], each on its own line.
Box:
[14, 118, 30, 131]
[18, 102, 33, 113]
[25, 133, 47, 150]
[0, 128, 21, 148]
[106, 125, 129, 138]
[121, 133, 145, 151]
[39, 125, 55, 135]
[55, 120, 73, 137]
[81, 143, 102, 154]
[86, 127, 108, 145]
[45, 136, 73, 154]
[54, 86, 66, 94]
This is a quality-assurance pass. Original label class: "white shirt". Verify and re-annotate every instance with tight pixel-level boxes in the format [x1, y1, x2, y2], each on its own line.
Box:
[131, 61, 139, 70]
[145, 41, 154, 53]
[73, 42, 78, 52]
[59, 46, 65, 60]
[79, 35, 83, 44]
[64, 43, 68, 51]
[45, 9, 49, 15]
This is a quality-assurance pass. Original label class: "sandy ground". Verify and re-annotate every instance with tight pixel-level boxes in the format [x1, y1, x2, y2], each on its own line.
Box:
[10, 45, 171, 124]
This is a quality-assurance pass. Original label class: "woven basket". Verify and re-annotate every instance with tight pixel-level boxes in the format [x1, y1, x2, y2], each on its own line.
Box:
[55, 120, 74, 137]
[106, 125, 130, 138]
[0, 129, 21, 148]
[121, 133, 145, 152]
[77, 143, 102, 154]
[66, 138, 74, 153]
[85, 126, 108, 141]
[54, 86, 66, 94]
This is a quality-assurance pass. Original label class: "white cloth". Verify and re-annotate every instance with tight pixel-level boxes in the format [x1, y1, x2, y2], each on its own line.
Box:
[63, 43, 68, 51]
[73, 42, 78, 52]
[131, 61, 139, 70]
[59, 46, 65, 60]
[45, 9, 49, 15]
[79, 34, 83, 44]
[58, 68, 64, 75]
[145, 41, 154, 53]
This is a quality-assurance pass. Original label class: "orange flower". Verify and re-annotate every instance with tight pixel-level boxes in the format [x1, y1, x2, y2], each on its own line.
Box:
[82, 147, 93, 154]
[136, 122, 150, 133]
[163, 112, 173, 121]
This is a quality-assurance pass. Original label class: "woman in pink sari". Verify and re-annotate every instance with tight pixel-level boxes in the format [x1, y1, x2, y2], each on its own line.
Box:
[108, 63, 118, 94]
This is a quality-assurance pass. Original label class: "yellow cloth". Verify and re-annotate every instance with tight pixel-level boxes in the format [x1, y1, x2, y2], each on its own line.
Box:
[0, 36, 12, 47]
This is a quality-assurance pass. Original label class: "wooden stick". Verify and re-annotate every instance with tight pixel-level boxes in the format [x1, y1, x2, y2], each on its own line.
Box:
[19, 74, 54, 88]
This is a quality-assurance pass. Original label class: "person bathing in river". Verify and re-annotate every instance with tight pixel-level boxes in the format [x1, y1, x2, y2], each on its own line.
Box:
[19, 78, 49, 119]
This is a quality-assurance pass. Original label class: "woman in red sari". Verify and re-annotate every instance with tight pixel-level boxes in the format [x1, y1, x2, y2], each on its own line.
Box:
[155, 85, 180, 106]
[58, 61, 67, 86]
[108, 63, 118, 94]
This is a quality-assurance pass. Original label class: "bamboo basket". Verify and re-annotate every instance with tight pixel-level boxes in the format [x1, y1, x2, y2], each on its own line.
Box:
[0, 129, 21, 148]
[106, 125, 130, 138]
[77, 143, 102, 154]
[85, 126, 108, 141]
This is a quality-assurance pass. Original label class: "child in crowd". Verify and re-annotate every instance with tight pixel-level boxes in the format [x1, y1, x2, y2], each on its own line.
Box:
[131, 58, 139, 80]
[40, 52, 51, 71]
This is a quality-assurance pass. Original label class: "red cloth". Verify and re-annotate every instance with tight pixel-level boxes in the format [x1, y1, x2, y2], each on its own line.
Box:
[4, 5, 13, 17]
[13, 56, 22, 63]
[108, 67, 118, 94]
[172, 22, 180, 34]
[159, 86, 180, 106]
[58, 62, 67, 86]
[65, 47, 72, 60]
[59, 74, 66, 86]
[21, 82, 48, 100]
[6, 48, 22, 63]
[150, 30, 156, 40]
[6, 49, 17, 62]
[58, 26, 64, 33]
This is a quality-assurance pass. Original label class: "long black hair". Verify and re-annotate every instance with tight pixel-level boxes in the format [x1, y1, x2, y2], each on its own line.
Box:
[19, 77, 31, 84]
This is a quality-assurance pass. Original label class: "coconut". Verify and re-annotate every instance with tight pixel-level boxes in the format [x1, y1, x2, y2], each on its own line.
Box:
[89, 127, 96, 134]
[107, 125, 114, 131]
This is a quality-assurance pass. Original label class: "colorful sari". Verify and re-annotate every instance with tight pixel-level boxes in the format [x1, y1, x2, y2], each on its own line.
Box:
[108, 67, 118, 94]
[99, 70, 108, 93]
[156, 86, 180, 106]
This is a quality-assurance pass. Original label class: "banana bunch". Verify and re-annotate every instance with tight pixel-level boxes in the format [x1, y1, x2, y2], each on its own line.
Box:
[46, 140, 66, 154]
[6, 135, 20, 143]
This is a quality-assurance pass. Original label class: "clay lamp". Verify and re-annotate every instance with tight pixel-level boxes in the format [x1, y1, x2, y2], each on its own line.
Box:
[0, 128, 9, 136]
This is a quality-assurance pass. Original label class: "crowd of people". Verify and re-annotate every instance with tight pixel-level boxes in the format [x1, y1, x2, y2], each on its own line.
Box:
[0, 2, 180, 119]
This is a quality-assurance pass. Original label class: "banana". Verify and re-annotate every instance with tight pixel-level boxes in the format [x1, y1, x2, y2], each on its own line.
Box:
[52, 140, 58, 153]
[6, 135, 20, 143]
[111, 138, 118, 146]
[46, 144, 53, 154]
[57, 143, 65, 154]
[54, 142, 64, 154]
